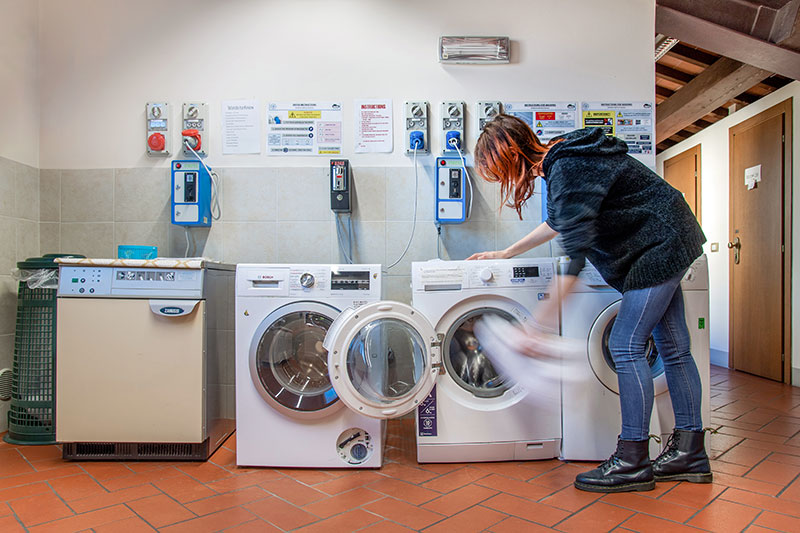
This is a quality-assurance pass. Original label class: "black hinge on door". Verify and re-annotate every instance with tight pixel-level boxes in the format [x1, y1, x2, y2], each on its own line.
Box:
[782, 353, 785, 362]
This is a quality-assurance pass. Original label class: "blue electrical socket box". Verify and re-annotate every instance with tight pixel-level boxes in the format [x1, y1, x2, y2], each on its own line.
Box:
[435, 157, 467, 224]
[171, 160, 212, 227]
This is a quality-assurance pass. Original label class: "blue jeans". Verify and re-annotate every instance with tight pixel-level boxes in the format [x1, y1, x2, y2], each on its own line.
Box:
[608, 271, 703, 441]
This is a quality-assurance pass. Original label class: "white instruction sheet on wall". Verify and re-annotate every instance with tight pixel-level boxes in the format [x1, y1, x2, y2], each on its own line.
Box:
[502, 102, 579, 142]
[354, 99, 393, 153]
[222, 100, 260, 154]
[581, 101, 655, 169]
[267, 102, 342, 155]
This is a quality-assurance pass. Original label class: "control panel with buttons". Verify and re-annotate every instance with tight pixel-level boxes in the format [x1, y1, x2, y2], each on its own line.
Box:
[466, 261, 554, 288]
[58, 266, 205, 298]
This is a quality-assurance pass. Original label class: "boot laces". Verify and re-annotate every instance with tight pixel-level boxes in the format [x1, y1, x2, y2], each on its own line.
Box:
[654, 432, 679, 463]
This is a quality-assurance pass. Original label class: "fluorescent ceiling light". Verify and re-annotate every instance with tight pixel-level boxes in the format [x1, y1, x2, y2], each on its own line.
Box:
[439, 36, 510, 64]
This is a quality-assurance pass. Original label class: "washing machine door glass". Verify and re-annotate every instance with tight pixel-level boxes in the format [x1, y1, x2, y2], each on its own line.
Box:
[251, 301, 340, 413]
[444, 307, 516, 398]
[587, 300, 668, 395]
[325, 301, 441, 419]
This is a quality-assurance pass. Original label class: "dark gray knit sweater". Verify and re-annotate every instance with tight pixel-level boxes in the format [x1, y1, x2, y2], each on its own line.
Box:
[542, 128, 706, 292]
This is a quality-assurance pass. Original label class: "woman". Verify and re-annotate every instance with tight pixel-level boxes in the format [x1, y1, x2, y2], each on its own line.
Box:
[469, 114, 710, 493]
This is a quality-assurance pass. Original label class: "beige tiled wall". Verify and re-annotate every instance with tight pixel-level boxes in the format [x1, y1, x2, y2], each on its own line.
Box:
[0, 155, 41, 432]
[39, 165, 560, 305]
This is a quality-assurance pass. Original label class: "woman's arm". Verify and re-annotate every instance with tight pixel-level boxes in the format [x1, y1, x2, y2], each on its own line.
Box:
[467, 221, 558, 260]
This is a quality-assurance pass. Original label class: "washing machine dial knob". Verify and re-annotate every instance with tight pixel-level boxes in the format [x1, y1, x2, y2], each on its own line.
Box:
[299, 272, 315, 288]
[479, 268, 494, 282]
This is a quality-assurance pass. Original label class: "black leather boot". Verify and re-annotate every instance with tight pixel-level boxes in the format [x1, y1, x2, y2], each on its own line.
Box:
[653, 429, 712, 483]
[574, 439, 655, 493]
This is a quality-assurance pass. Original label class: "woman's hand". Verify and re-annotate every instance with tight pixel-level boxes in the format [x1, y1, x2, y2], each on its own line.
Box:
[467, 250, 511, 261]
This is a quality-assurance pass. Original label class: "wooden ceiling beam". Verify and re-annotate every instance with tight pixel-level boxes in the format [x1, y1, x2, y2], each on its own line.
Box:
[656, 63, 695, 84]
[655, 85, 675, 98]
[656, 57, 771, 143]
[656, 5, 800, 79]
[665, 43, 718, 67]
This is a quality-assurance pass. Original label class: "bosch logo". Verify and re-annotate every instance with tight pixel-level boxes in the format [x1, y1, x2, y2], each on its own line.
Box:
[160, 307, 185, 315]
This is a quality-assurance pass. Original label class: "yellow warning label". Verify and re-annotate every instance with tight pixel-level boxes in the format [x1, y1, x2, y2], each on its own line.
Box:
[319, 149, 340, 154]
[288, 111, 322, 119]
[582, 110, 615, 136]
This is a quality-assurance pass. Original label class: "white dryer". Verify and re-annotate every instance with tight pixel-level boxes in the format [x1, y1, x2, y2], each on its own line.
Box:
[559, 256, 710, 461]
[235, 264, 384, 468]
[321, 258, 562, 464]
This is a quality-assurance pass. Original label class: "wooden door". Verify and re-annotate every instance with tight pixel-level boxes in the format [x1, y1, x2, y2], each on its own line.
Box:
[664, 144, 701, 223]
[728, 99, 792, 382]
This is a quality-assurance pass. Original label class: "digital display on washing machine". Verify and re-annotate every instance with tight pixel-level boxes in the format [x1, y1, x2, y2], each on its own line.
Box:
[513, 266, 540, 278]
[331, 270, 370, 291]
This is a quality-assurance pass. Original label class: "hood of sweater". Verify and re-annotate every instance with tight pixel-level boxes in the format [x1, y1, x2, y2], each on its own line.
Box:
[541, 128, 629, 176]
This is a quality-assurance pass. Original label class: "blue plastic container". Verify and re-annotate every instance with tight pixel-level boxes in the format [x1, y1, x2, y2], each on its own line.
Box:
[117, 245, 158, 259]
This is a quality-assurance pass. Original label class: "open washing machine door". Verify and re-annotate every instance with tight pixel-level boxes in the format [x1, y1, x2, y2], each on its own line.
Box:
[323, 301, 441, 419]
[249, 301, 343, 419]
[587, 300, 668, 395]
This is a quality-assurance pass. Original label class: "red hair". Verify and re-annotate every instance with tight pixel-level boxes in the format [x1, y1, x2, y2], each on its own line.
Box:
[475, 114, 559, 220]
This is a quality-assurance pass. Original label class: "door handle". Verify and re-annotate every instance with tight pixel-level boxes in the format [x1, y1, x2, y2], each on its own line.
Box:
[149, 299, 200, 317]
[727, 237, 741, 264]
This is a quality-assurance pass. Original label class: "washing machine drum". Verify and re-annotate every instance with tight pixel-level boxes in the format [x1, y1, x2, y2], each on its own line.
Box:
[443, 308, 516, 398]
[251, 302, 340, 413]
[587, 300, 668, 395]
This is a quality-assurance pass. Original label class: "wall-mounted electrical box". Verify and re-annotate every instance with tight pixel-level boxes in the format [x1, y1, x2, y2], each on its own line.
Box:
[171, 160, 212, 227]
[330, 159, 351, 212]
[435, 157, 467, 224]
[405, 101, 429, 154]
[441, 101, 464, 154]
[146, 102, 170, 157]
[182, 102, 208, 158]
[477, 101, 502, 132]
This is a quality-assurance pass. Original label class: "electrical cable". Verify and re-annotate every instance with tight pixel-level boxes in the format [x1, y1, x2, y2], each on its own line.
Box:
[184, 227, 191, 258]
[347, 213, 353, 263]
[336, 212, 354, 264]
[386, 145, 420, 270]
[453, 141, 474, 218]
[436, 223, 442, 259]
[183, 140, 221, 220]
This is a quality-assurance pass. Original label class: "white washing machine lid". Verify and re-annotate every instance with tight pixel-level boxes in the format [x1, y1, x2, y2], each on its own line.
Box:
[323, 301, 441, 419]
[587, 300, 668, 395]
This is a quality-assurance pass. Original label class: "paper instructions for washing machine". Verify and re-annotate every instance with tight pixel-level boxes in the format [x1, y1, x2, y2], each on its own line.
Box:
[503, 102, 579, 143]
[222, 99, 261, 154]
[354, 99, 393, 153]
[267, 102, 342, 155]
[581, 101, 655, 170]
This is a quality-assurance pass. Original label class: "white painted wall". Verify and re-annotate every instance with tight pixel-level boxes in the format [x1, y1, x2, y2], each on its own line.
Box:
[38, 0, 655, 169]
[0, 0, 39, 167]
[656, 81, 800, 376]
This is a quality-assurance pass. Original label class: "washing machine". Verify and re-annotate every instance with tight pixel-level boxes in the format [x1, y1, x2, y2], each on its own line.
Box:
[235, 263, 385, 468]
[321, 258, 562, 464]
[559, 255, 710, 461]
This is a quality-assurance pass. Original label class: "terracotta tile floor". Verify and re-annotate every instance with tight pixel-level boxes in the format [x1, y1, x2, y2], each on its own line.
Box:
[1, 365, 799, 532]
